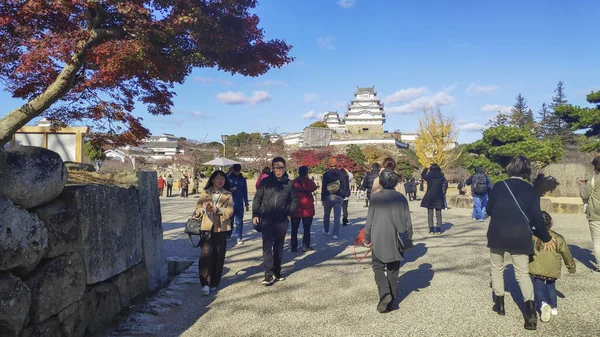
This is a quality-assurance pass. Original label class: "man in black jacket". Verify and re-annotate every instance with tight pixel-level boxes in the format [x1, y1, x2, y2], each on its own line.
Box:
[321, 158, 350, 239]
[252, 157, 298, 285]
[361, 162, 380, 207]
[465, 166, 492, 221]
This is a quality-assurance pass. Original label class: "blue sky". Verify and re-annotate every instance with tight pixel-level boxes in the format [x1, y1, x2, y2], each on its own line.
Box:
[1, 0, 599, 144]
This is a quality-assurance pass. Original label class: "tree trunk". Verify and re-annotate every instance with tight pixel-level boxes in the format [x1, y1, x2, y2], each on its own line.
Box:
[0, 27, 124, 146]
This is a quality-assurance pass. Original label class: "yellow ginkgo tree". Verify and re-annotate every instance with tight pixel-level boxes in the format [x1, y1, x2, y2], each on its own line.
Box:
[414, 108, 462, 169]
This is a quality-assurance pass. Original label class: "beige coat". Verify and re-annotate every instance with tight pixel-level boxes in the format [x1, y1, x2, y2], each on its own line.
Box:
[581, 172, 600, 221]
[193, 189, 234, 233]
[371, 169, 406, 195]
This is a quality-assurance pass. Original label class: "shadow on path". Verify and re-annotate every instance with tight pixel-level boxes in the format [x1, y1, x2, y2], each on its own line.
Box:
[395, 263, 434, 307]
[568, 244, 596, 271]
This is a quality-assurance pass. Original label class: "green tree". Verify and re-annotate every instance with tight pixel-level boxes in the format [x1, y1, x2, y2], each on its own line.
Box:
[84, 141, 106, 161]
[548, 81, 571, 138]
[309, 121, 328, 128]
[555, 90, 600, 152]
[346, 144, 366, 166]
[537, 102, 551, 138]
[510, 93, 535, 132]
[487, 112, 510, 127]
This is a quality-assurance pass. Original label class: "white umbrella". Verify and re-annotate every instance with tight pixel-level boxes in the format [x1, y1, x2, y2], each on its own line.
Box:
[202, 157, 241, 166]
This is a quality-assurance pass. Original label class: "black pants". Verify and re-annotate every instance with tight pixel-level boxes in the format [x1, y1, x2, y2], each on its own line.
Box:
[372, 253, 400, 300]
[342, 199, 349, 220]
[166, 184, 173, 197]
[182, 187, 189, 198]
[262, 220, 288, 277]
[290, 217, 313, 249]
[198, 232, 228, 287]
[427, 208, 442, 228]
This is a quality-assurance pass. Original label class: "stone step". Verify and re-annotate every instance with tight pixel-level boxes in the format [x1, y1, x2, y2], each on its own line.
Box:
[447, 195, 584, 215]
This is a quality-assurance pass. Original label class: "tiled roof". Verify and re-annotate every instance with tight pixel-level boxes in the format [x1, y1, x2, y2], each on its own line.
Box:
[354, 86, 375, 95]
[144, 141, 179, 149]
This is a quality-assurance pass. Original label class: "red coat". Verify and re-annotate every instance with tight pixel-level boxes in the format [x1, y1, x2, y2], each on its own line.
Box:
[293, 176, 317, 218]
[157, 178, 166, 189]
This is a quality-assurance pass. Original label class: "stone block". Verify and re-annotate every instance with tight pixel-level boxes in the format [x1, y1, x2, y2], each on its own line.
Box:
[0, 146, 68, 209]
[0, 147, 5, 178]
[0, 197, 48, 273]
[109, 263, 148, 309]
[30, 190, 81, 259]
[64, 161, 95, 172]
[136, 171, 168, 291]
[448, 194, 472, 209]
[167, 257, 196, 277]
[23, 253, 86, 324]
[0, 272, 31, 337]
[20, 317, 63, 337]
[65, 184, 143, 284]
[84, 283, 122, 335]
[57, 300, 88, 337]
[540, 198, 555, 213]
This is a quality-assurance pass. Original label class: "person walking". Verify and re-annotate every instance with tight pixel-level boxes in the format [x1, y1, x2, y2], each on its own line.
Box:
[321, 158, 350, 240]
[361, 163, 380, 207]
[486, 155, 556, 330]
[580, 154, 600, 272]
[252, 157, 298, 285]
[192, 170, 234, 295]
[157, 175, 166, 197]
[256, 167, 271, 190]
[404, 177, 417, 201]
[372, 157, 406, 196]
[291, 166, 317, 252]
[342, 167, 354, 226]
[465, 167, 492, 221]
[364, 169, 413, 313]
[182, 175, 190, 198]
[529, 211, 576, 322]
[227, 164, 250, 244]
[166, 174, 173, 197]
[420, 164, 448, 234]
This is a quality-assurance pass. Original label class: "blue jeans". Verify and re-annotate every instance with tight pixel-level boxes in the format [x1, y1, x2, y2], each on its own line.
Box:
[472, 194, 487, 220]
[532, 276, 557, 310]
[323, 194, 343, 236]
[231, 207, 244, 240]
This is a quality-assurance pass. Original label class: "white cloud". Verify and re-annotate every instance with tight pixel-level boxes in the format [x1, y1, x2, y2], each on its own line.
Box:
[456, 120, 485, 133]
[256, 79, 289, 88]
[192, 111, 208, 118]
[304, 93, 319, 103]
[337, 0, 357, 8]
[301, 111, 325, 120]
[466, 83, 500, 95]
[317, 36, 336, 51]
[481, 104, 512, 114]
[387, 91, 456, 114]
[194, 76, 233, 86]
[385, 87, 429, 103]
[216, 91, 272, 105]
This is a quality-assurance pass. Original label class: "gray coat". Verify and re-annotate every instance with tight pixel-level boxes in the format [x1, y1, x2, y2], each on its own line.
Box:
[364, 189, 413, 263]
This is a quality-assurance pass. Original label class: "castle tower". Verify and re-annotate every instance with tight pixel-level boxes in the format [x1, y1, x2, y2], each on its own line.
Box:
[344, 86, 385, 134]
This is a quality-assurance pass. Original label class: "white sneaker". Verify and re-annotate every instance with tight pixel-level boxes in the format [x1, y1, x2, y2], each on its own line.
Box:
[472, 218, 477, 221]
[236, 238, 244, 245]
[332, 235, 338, 240]
[551, 308, 558, 316]
[201, 285, 210, 296]
[540, 302, 551, 322]
[323, 229, 330, 236]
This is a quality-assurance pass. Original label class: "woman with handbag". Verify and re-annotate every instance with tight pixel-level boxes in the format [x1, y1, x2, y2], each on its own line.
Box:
[193, 170, 234, 295]
[291, 166, 318, 252]
[486, 156, 556, 330]
[420, 163, 448, 234]
[579, 154, 600, 273]
[364, 169, 413, 313]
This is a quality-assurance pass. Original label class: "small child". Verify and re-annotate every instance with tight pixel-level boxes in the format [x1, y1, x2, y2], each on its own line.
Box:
[528, 211, 576, 322]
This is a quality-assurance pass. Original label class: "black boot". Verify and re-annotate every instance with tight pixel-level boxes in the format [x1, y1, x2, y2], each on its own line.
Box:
[492, 295, 505, 316]
[429, 227, 434, 234]
[343, 218, 348, 226]
[524, 300, 537, 330]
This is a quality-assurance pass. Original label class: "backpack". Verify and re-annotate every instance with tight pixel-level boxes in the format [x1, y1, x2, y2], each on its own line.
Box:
[326, 180, 340, 194]
[473, 174, 488, 195]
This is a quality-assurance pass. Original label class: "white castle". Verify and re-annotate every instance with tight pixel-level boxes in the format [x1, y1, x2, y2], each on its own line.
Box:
[325, 86, 386, 134]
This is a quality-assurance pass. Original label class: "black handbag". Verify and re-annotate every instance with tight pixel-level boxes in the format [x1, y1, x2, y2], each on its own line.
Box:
[382, 191, 413, 256]
[185, 215, 211, 247]
[253, 219, 262, 233]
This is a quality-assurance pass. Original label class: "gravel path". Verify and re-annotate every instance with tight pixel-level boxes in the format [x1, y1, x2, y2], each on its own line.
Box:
[140, 197, 600, 336]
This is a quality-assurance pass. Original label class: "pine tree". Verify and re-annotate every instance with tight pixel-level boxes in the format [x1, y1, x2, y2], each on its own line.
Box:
[487, 112, 510, 127]
[510, 93, 533, 131]
[548, 81, 571, 138]
[537, 103, 551, 138]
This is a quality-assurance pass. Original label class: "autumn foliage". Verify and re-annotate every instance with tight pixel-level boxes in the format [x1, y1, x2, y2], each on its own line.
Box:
[0, 0, 293, 145]
[414, 108, 462, 169]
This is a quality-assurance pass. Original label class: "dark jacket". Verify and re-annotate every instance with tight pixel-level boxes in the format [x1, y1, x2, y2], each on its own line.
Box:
[252, 172, 298, 223]
[321, 168, 350, 201]
[466, 169, 492, 196]
[361, 169, 379, 191]
[227, 173, 249, 209]
[364, 189, 413, 263]
[486, 178, 552, 255]
[420, 170, 448, 209]
[404, 180, 416, 193]
[293, 176, 317, 218]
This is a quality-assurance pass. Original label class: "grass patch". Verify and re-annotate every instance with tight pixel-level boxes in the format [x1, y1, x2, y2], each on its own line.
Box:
[67, 170, 139, 188]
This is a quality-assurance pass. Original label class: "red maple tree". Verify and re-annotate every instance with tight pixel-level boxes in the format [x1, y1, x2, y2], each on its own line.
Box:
[0, 1, 293, 145]
[290, 148, 332, 168]
[332, 154, 361, 172]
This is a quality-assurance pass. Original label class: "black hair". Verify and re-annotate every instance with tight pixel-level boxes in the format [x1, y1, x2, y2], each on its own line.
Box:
[592, 155, 600, 173]
[475, 166, 485, 174]
[506, 155, 531, 179]
[541, 211, 553, 230]
[429, 163, 441, 173]
[383, 157, 396, 170]
[299, 166, 309, 177]
[372, 162, 381, 170]
[272, 157, 286, 166]
[232, 164, 242, 171]
[262, 167, 271, 174]
[379, 169, 399, 189]
[204, 170, 231, 191]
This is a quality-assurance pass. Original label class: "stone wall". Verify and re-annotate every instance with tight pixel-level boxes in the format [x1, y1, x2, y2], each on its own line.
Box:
[534, 163, 595, 197]
[0, 146, 167, 337]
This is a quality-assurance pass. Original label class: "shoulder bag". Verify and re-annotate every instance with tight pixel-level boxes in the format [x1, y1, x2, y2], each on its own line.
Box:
[382, 190, 413, 256]
[185, 213, 210, 247]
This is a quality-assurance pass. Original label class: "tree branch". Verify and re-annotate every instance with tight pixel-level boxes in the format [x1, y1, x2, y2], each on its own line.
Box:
[0, 27, 126, 145]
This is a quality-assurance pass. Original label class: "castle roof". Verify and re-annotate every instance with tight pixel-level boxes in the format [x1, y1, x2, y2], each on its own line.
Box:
[355, 86, 376, 95]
